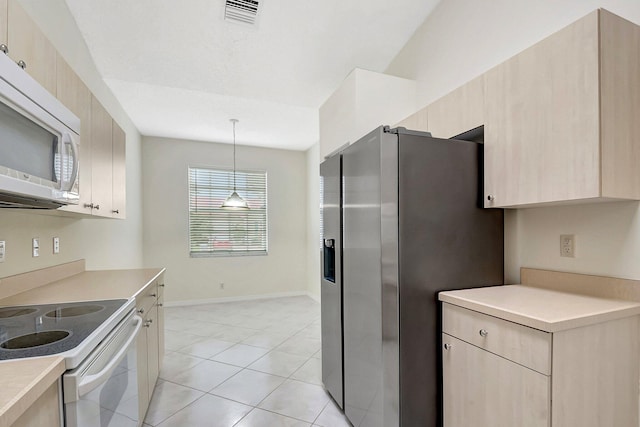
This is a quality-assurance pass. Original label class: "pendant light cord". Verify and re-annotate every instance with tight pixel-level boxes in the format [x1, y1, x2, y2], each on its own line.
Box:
[233, 120, 237, 191]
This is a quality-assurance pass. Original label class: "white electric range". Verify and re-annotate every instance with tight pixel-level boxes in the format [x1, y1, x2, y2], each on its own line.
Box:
[0, 298, 142, 427]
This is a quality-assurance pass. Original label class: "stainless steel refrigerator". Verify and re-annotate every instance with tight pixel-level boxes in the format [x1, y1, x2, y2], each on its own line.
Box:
[320, 126, 504, 427]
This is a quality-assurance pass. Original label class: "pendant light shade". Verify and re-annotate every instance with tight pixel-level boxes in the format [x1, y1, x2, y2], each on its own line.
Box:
[222, 119, 250, 210]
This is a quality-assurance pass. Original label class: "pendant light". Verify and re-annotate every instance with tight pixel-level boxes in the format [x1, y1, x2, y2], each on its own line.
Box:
[221, 119, 249, 209]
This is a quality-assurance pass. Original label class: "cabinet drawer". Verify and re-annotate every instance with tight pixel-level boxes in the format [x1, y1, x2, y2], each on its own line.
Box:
[136, 282, 158, 317]
[442, 303, 551, 374]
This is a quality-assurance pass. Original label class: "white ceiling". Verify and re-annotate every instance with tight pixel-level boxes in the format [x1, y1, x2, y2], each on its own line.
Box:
[64, 0, 440, 150]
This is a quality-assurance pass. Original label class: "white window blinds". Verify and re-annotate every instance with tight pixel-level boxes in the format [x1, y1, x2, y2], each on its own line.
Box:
[188, 167, 267, 257]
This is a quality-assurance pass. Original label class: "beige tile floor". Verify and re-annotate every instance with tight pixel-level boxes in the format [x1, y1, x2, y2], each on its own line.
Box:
[143, 296, 351, 427]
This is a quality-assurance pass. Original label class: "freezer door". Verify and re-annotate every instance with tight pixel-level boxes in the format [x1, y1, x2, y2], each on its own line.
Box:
[320, 154, 343, 409]
[342, 127, 397, 427]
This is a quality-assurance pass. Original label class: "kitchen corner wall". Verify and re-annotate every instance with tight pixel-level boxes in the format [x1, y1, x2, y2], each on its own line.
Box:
[386, 0, 640, 284]
[0, 1, 143, 279]
[141, 136, 308, 304]
[306, 143, 321, 301]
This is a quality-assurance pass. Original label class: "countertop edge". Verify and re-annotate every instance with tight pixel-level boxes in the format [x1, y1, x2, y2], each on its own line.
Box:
[0, 356, 65, 427]
[131, 267, 166, 300]
[439, 292, 640, 333]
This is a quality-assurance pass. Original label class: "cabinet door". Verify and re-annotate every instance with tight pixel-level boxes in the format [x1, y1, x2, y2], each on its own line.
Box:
[12, 381, 61, 427]
[136, 318, 150, 418]
[395, 106, 428, 132]
[90, 96, 113, 216]
[111, 120, 126, 218]
[442, 334, 550, 427]
[147, 305, 160, 399]
[483, 10, 600, 207]
[427, 76, 484, 139]
[157, 281, 165, 370]
[0, 0, 7, 48]
[57, 57, 92, 214]
[7, 0, 56, 95]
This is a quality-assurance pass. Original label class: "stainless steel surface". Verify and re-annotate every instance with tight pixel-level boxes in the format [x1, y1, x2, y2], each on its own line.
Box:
[396, 130, 503, 427]
[380, 129, 400, 427]
[342, 128, 384, 427]
[329, 125, 503, 427]
[16, 60, 25, 69]
[0, 50, 80, 209]
[479, 329, 489, 337]
[320, 154, 344, 409]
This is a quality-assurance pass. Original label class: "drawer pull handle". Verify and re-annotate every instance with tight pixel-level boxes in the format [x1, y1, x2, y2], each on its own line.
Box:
[479, 329, 489, 337]
[150, 293, 157, 297]
[137, 308, 144, 314]
[444, 343, 452, 351]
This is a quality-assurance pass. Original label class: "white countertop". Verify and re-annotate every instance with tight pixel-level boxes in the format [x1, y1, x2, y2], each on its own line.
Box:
[439, 284, 640, 332]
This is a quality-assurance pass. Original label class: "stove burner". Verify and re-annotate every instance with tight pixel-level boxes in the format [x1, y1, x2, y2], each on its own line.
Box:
[0, 308, 37, 318]
[44, 305, 104, 318]
[1, 330, 70, 349]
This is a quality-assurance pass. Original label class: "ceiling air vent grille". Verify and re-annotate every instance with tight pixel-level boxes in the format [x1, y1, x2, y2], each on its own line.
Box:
[225, 0, 261, 26]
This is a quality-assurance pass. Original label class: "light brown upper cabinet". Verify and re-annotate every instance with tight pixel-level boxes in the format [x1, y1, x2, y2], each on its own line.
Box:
[0, 0, 7, 49]
[428, 76, 484, 139]
[484, 9, 640, 208]
[90, 96, 114, 217]
[111, 120, 126, 219]
[395, 106, 428, 132]
[7, 0, 56, 95]
[57, 57, 93, 215]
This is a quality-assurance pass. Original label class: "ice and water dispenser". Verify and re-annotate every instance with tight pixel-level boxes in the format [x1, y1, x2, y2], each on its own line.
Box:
[323, 238, 336, 282]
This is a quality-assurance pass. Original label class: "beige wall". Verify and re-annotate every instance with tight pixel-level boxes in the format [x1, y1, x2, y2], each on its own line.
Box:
[385, 0, 640, 283]
[142, 136, 307, 304]
[0, 1, 144, 279]
[306, 143, 320, 300]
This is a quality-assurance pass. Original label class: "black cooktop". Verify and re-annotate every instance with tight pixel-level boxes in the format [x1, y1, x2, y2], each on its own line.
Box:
[0, 299, 128, 360]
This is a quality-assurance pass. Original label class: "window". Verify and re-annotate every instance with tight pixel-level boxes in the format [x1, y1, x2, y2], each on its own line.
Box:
[188, 167, 267, 257]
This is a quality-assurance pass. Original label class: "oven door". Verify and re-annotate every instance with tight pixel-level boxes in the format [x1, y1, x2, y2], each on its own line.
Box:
[63, 311, 142, 427]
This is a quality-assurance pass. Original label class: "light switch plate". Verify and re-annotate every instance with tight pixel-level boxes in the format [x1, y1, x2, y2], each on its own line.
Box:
[32, 238, 39, 257]
[0, 240, 5, 262]
[53, 237, 60, 254]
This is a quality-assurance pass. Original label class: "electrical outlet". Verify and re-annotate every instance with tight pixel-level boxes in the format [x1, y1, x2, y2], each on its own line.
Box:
[0, 241, 5, 263]
[220, 283, 225, 290]
[560, 234, 575, 257]
[53, 237, 60, 254]
[32, 238, 39, 257]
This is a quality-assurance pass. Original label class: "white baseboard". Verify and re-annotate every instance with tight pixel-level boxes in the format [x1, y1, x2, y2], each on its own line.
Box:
[306, 291, 321, 303]
[164, 291, 312, 307]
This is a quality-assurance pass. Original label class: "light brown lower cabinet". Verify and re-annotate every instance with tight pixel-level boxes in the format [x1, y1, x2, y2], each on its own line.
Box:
[442, 303, 639, 427]
[11, 381, 61, 427]
[136, 275, 165, 424]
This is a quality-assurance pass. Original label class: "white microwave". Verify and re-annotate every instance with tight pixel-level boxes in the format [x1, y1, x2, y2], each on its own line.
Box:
[0, 51, 80, 209]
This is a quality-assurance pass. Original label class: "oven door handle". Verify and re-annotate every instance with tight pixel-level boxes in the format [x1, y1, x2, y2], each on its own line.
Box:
[77, 315, 142, 397]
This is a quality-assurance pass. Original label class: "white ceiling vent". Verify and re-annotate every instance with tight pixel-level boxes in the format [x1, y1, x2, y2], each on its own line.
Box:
[224, 0, 262, 26]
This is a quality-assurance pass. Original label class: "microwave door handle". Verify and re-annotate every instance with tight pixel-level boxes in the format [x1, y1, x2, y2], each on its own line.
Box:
[62, 133, 79, 191]
[77, 315, 142, 398]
